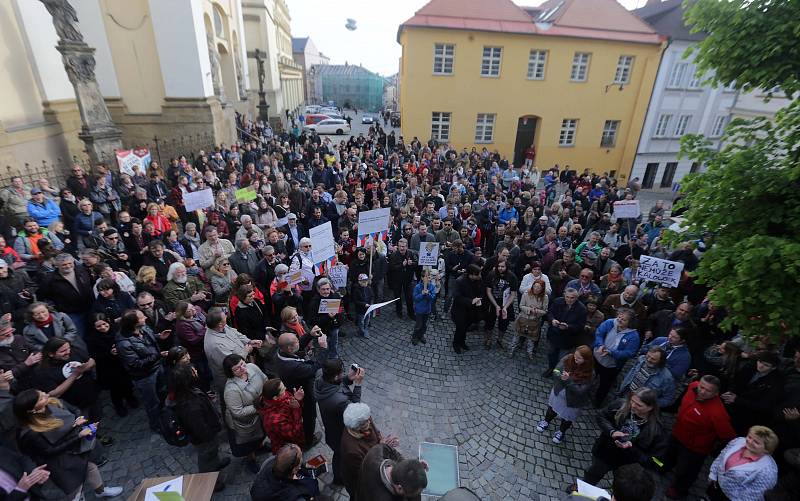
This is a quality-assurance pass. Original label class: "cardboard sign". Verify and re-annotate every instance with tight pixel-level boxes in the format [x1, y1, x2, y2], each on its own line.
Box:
[235, 187, 258, 202]
[328, 264, 348, 289]
[183, 188, 214, 212]
[613, 200, 641, 219]
[318, 298, 341, 314]
[638, 255, 684, 287]
[310, 221, 336, 264]
[287, 270, 304, 286]
[357, 207, 391, 237]
[418, 242, 440, 267]
[116, 148, 151, 177]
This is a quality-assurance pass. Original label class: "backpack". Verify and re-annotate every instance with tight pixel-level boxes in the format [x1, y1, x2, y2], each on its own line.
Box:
[159, 404, 189, 447]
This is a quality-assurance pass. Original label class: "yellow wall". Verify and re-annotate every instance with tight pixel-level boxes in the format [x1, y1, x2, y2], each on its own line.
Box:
[399, 27, 663, 178]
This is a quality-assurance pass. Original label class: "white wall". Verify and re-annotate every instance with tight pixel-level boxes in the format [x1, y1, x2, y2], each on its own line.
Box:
[72, 0, 121, 98]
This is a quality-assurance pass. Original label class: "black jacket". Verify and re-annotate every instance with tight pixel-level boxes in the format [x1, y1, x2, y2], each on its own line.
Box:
[728, 363, 784, 433]
[115, 328, 163, 380]
[38, 265, 94, 314]
[387, 250, 417, 285]
[593, 401, 668, 472]
[250, 458, 316, 501]
[451, 275, 484, 324]
[174, 389, 222, 445]
[313, 377, 361, 451]
[308, 293, 343, 334]
[546, 298, 588, 350]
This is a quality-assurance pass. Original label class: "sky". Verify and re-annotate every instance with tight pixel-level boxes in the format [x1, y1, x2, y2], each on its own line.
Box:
[287, 0, 646, 76]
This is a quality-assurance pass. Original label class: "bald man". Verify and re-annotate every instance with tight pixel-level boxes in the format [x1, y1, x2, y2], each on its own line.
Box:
[274, 331, 328, 448]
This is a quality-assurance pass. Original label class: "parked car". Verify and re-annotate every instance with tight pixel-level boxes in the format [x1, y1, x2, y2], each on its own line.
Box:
[361, 115, 376, 124]
[390, 111, 401, 127]
[304, 114, 332, 125]
[302, 105, 320, 115]
[304, 119, 351, 135]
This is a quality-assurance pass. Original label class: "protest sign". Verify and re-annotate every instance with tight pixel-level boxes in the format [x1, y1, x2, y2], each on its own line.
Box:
[116, 148, 151, 177]
[318, 298, 341, 314]
[418, 242, 440, 267]
[357, 208, 391, 237]
[287, 270, 304, 286]
[183, 188, 214, 212]
[329, 264, 348, 289]
[638, 255, 684, 287]
[613, 200, 640, 219]
[310, 221, 336, 264]
[235, 187, 257, 202]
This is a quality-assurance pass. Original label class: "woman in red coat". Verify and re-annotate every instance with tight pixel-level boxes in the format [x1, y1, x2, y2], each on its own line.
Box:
[258, 378, 305, 454]
[144, 202, 172, 236]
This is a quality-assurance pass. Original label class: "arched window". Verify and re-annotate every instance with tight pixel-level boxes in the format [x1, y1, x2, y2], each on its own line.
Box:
[213, 6, 225, 39]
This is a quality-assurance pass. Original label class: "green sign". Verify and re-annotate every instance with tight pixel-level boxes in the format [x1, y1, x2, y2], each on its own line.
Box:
[235, 187, 257, 202]
[419, 442, 459, 497]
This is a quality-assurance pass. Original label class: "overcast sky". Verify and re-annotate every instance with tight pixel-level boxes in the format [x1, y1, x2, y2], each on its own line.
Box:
[287, 0, 646, 76]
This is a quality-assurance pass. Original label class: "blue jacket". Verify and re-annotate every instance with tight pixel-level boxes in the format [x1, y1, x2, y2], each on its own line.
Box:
[619, 355, 676, 407]
[412, 281, 437, 314]
[498, 207, 519, 224]
[27, 199, 62, 227]
[593, 319, 640, 365]
[641, 337, 691, 381]
[73, 210, 104, 237]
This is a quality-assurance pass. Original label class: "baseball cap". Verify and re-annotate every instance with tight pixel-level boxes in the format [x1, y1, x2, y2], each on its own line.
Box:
[30, 188, 42, 195]
[583, 250, 597, 262]
[358, 273, 369, 281]
[287, 213, 297, 220]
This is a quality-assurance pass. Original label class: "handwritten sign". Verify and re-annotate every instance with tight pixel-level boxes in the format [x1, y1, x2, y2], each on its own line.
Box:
[357, 207, 391, 237]
[613, 200, 640, 219]
[328, 264, 348, 289]
[310, 221, 336, 264]
[183, 188, 214, 212]
[638, 255, 684, 287]
[418, 242, 440, 267]
[318, 298, 341, 314]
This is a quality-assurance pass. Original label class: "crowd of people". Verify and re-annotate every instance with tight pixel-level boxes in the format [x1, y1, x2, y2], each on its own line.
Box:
[0, 114, 797, 501]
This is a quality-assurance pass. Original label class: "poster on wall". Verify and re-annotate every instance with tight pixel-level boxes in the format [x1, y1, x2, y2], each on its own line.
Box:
[116, 148, 151, 177]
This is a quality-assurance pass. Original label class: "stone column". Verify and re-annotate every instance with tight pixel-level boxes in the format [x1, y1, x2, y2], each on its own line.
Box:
[39, 0, 122, 166]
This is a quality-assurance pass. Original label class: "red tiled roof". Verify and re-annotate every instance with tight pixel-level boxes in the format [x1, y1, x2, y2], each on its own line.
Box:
[398, 0, 663, 45]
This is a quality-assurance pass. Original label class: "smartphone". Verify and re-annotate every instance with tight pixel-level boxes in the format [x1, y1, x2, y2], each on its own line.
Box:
[350, 363, 361, 372]
[306, 454, 328, 476]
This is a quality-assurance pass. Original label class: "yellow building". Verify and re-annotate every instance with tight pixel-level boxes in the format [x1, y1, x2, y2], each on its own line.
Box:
[398, 0, 665, 179]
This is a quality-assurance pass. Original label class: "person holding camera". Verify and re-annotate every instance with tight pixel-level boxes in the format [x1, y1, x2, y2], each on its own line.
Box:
[315, 359, 365, 486]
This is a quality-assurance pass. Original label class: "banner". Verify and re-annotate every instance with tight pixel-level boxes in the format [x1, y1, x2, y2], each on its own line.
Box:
[116, 148, 151, 177]
[418, 242, 440, 267]
[613, 200, 640, 219]
[638, 255, 684, 287]
[328, 264, 348, 289]
[357, 208, 391, 237]
[183, 188, 214, 212]
[310, 221, 336, 266]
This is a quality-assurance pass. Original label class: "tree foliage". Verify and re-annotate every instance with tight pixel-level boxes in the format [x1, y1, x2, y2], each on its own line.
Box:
[678, 0, 800, 338]
[685, 0, 800, 98]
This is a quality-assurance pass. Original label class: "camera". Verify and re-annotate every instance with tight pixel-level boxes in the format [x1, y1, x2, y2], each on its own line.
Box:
[350, 363, 361, 372]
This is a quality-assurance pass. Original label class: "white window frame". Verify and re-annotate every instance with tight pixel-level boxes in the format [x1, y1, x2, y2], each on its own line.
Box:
[527, 49, 547, 80]
[433, 43, 455, 75]
[688, 66, 702, 89]
[570, 52, 591, 82]
[654, 113, 673, 137]
[480, 46, 502, 77]
[710, 115, 727, 137]
[474, 113, 496, 143]
[667, 62, 688, 88]
[613, 56, 634, 84]
[431, 112, 451, 141]
[559, 119, 578, 146]
[674, 114, 692, 137]
[601, 120, 620, 147]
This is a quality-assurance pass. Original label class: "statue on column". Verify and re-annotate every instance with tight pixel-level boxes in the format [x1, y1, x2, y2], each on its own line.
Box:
[41, 0, 83, 43]
[235, 51, 247, 100]
[206, 31, 225, 102]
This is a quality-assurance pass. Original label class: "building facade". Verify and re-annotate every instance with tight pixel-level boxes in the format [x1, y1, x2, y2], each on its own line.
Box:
[292, 37, 330, 104]
[311, 64, 385, 112]
[631, 0, 737, 189]
[398, 0, 665, 180]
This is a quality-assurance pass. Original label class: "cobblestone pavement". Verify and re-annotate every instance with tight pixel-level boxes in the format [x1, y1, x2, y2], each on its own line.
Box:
[93, 293, 710, 501]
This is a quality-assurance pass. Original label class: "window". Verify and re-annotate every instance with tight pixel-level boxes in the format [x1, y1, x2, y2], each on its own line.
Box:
[674, 114, 692, 136]
[481, 47, 502, 77]
[527, 50, 547, 80]
[688, 67, 702, 88]
[690, 161, 701, 174]
[710, 115, 727, 137]
[433, 43, 455, 75]
[213, 6, 225, 38]
[601, 120, 620, 147]
[431, 112, 451, 141]
[613, 56, 634, 84]
[642, 163, 659, 189]
[570, 52, 591, 81]
[661, 162, 678, 188]
[474, 113, 495, 143]
[667, 62, 688, 88]
[654, 113, 673, 137]
[559, 119, 578, 146]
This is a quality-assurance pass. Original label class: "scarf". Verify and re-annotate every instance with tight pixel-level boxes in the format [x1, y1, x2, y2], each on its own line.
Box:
[285, 321, 305, 339]
[168, 240, 186, 258]
[35, 313, 55, 329]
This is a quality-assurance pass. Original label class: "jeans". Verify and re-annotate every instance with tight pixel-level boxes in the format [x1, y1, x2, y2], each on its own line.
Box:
[327, 327, 340, 359]
[132, 367, 162, 430]
[443, 276, 457, 312]
[413, 313, 430, 341]
[357, 312, 371, 337]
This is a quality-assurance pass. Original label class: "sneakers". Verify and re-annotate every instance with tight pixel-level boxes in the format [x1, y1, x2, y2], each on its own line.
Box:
[96, 486, 123, 498]
[552, 431, 564, 444]
[535, 419, 549, 432]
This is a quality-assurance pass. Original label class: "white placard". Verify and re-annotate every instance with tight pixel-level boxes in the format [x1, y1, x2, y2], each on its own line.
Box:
[357, 207, 391, 236]
[363, 298, 399, 321]
[418, 242, 440, 267]
[183, 188, 214, 212]
[576, 479, 610, 500]
[613, 200, 641, 219]
[310, 221, 336, 264]
[329, 264, 348, 289]
[638, 255, 684, 287]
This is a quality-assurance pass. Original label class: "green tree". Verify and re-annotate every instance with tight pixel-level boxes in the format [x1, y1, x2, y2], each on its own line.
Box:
[676, 0, 800, 338]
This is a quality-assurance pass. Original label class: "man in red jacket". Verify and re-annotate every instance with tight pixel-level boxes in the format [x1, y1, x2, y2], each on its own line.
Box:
[665, 375, 736, 499]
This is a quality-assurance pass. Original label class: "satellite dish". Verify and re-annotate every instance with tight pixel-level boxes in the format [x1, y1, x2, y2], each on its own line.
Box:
[345, 18, 357, 31]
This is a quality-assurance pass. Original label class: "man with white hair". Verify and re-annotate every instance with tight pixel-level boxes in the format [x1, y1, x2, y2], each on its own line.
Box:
[288, 236, 316, 310]
[162, 262, 210, 309]
[341, 402, 399, 500]
[235, 214, 265, 242]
